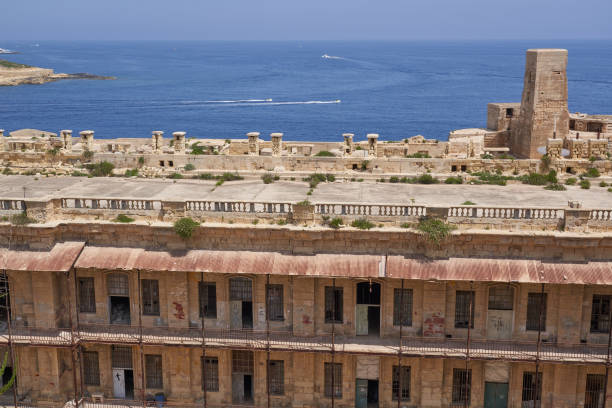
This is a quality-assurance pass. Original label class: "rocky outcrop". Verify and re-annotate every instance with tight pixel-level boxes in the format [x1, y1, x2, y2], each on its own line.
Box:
[0, 64, 115, 86]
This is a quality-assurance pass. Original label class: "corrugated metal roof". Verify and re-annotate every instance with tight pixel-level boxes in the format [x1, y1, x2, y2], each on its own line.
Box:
[75, 247, 384, 278]
[0, 242, 85, 272]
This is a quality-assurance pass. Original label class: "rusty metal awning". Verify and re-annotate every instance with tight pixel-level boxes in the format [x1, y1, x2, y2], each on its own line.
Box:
[0, 242, 85, 272]
[74, 247, 385, 278]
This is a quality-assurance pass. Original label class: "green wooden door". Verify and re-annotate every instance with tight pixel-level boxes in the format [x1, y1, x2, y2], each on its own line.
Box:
[355, 379, 368, 408]
[484, 382, 508, 408]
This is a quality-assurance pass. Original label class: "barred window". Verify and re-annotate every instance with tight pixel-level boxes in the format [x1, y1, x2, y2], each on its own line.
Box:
[452, 368, 471, 405]
[111, 346, 133, 369]
[393, 288, 413, 326]
[392, 365, 410, 401]
[145, 354, 163, 389]
[267, 284, 284, 321]
[526, 293, 547, 331]
[199, 282, 217, 319]
[455, 291, 475, 329]
[324, 363, 342, 399]
[201, 357, 219, 392]
[325, 286, 343, 324]
[142, 279, 160, 316]
[83, 351, 100, 386]
[585, 374, 605, 408]
[107, 273, 129, 296]
[229, 278, 252, 301]
[522, 372, 542, 405]
[488, 286, 514, 310]
[591, 295, 611, 333]
[78, 277, 96, 313]
[268, 360, 284, 395]
[232, 350, 254, 374]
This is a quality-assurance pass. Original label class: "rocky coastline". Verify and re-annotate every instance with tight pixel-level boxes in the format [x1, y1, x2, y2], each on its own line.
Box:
[0, 59, 115, 86]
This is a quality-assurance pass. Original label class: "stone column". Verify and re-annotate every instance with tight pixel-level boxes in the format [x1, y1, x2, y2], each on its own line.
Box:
[247, 131, 260, 156]
[367, 133, 379, 157]
[343, 133, 354, 156]
[172, 131, 186, 153]
[60, 130, 73, 151]
[270, 132, 283, 156]
[546, 138, 562, 159]
[152, 130, 164, 153]
[79, 130, 94, 151]
[0, 129, 4, 152]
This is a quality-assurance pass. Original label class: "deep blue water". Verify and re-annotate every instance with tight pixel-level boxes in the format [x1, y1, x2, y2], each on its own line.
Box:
[1, 41, 611, 141]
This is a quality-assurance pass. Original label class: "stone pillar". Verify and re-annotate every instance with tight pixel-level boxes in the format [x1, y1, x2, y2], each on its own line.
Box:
[513, 49, 569, 158]
[247, 131, 260, 156]
[172, 131, 186, 153]
[79, 130, 94, 151]
[152, 130, 164, 153]
[270, 132, 283, 156]
[367, 133, 379, 157]
[343, 133, 354, 156]
[546, 138, 563, 159]
[60, 130, 73, 151]
[0, 129, 4, 152]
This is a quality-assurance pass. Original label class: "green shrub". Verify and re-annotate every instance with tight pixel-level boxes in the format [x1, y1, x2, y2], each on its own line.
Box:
[461, 201, 476, 205]
[262, 173, 275, 184]
[357, 178, 363, 182]
[184, 163, 195, 171]
[329, 217, 343, 229]
[400, 222, 411, 228]
[47, 147, 60, 156]
[580, 179, 591, 189]
[295, 200, 312, 206]
[406, 152, 431, 158]
[252, 219, 259, 225]
[608, 188, 612, 193]
[521, 171, 557, 186]
[360, 161, 369, 171]
[85, 161, 114, 177]
[325, 174, 335, 182]
[445, 176, 463, 184]
[481, 153, 494, 159]
[544, 183, 567, 191]
[174, 217, 200, 239]
[417, 174, 438, 184]
[470, 171, 509, 186]
[305, 173, 327, 188]
[82, 150, 94, 161]
[351, 218, 374, 230]
[565, 177, 577, 185]
[417, 218, 456, 244]
[314, 150, 334, 157]
[169, 172, 183, 179]
[190, 142, 206, 155]
[599, 181, 608, 187]
[276, 219, 287, 225]
[219, 172, 243, 181]
[378, 178, 386, 182]
[71, 171, 88, 177]
[138, 156, 145, 166]
[113, 214, 135, 223]
[584, 168, 600, 178]
[589, 156, 597, 162]
[389, 176, 400, 183]
[10, 212, 36, 226]
[124, 168, 139, 177]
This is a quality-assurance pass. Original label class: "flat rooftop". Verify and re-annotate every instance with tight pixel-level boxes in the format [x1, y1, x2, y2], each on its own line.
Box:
[1, 175, 611, 208]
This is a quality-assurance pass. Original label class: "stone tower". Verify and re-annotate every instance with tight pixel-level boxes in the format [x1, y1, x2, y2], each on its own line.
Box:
[513, 49, 569, 158]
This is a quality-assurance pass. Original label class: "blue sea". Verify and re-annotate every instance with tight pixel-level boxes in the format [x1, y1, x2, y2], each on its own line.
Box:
[1, 41, 611, 141]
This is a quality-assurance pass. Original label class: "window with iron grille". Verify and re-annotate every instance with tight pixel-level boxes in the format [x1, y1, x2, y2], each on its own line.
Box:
[392, 366, 410, 401]
[141, 279, 160, 316]
[585, 374, 605, 408]
[232, 350, 254, 374]
[111, 346, 133, 369]
[199, 282, 217, 319]
[488, 286, 514, 310]
[107, 273, 129, 296]
[455, 291, 475, 329]
[78, 277, 96, 313]
[145, 354, 163, 388]
[267, 284, 284, 321]
[325, 286, 343, 324]
[268, 360, 284, 395]
[83, 351, 100, 386]
[591, 295, 611, 333]
[526, 293, 547, 331]
[451, 368, 471, 405]
[229, 278, 252, 301]
[324, 363, 342, 399]
[521, 372, 542, 405]
[393, 288, 413, 326]
[201, 357, 219, 392]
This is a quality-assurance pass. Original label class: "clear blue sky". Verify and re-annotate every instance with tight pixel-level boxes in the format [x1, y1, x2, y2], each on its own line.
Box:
[3, 0, 611, 41]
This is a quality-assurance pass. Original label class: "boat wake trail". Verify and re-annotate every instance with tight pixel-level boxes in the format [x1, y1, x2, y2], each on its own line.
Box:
[321, 54, 345, 60]
[177, 99, 341, 107]
[180, 99, 273, 104]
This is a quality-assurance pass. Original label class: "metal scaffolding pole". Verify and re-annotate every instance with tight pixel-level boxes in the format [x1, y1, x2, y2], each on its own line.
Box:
[464, 281, 473, 408]
[200, 272, 207, 408]
[72, 265, 85, 402]
[604, 304, 612, 408]
[3, 270, 17, 408]
[331, 277, 336, 408]
[66, 269, 79, 408]
[535, 283, 545, 408]
[137, 270, 146, 408]
[266, 274, 271, 408]
[397, 279, 404, 408]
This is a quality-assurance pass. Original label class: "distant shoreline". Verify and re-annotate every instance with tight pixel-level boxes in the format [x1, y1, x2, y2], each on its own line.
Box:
[0, 58, 115, 86]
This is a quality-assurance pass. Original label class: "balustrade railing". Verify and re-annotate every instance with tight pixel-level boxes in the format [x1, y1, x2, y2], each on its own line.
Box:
[314, 203, 426, 217]
[448, 206, 564, 219]
[0, 199, 24, 212]
[590, 209, 612, 221]
[186, 200, 293, 214]
[61, 198, 160, 211]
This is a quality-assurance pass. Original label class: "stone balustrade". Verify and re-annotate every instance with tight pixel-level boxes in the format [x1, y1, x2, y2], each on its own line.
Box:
[0, 197, 611, 232]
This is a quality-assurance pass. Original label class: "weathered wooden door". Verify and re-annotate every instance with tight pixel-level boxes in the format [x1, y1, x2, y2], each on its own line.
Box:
[230, 300, 242, 329]
[355, 379, 368, 408]
[232, 373, 244, 404]
[484, 382, 508, 408]
[112, 369, 125, 399]
[487, 286, 514, 340]
[356, 304, 369, 336]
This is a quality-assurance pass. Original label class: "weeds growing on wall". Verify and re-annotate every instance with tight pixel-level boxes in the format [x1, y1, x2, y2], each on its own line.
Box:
[124, 169, 138, 177]
[351, 218, 374, 230]
[565, 177, 577, 185]
[184, 163, 195, 171]
[445, 176, 463, 184]
[544, 183, 566, 191]
[314, 150, 335, 157]
[85, 161, 114, 177]
[329, 217, 343, 229]
[174, 217, 200, 239]
[584, 168, 600, 178]
[417, 217, 456, 244]
[10, 212, 36, 226]
[113, 214, 135, 223]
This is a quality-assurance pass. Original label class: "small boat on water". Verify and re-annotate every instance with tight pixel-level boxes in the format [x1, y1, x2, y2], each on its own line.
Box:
[322, 54, 332, 59]
[0, 48, 17, 54]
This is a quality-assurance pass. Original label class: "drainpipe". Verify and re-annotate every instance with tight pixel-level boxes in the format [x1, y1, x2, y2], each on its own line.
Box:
[266, 273, 271, 408]
[200, 272, 207, 408]
[71, 260, 86, 402]
[66, 268, 79, 408]
[535, 283, 545, 408]
[464, 281, 473, 408]
[3, 270, 17, 408]
[137, 269, 145, 408]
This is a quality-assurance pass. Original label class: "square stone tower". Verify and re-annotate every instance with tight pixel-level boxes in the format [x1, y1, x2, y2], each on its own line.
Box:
[513, 49, 569, 158]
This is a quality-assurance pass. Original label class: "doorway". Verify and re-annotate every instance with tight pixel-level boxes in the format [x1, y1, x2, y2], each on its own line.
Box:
[484, 382, 508, 408]
[355, 379, 379, 408]
[112, 368, 134, 399]
[356, 282, 381, 336]
[230, 278, 253, 329]
[232, 351, 254, 404]
[487, 286, 514, 340]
